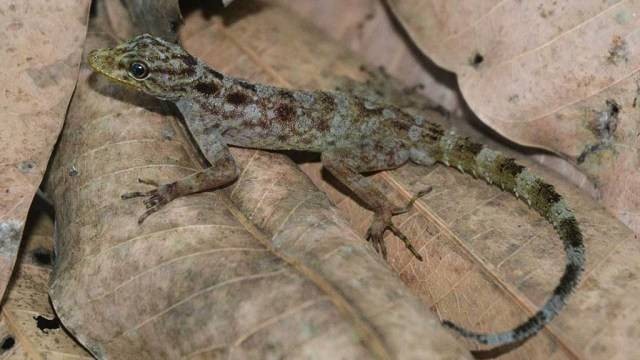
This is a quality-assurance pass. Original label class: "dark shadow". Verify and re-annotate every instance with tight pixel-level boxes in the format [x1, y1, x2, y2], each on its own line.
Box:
[19, 191, 54, 251]
[33, 314, 61, 333]
[31, 246, 54, 267]
[180, 0, 269, 27]
[0, 336, 15, 353]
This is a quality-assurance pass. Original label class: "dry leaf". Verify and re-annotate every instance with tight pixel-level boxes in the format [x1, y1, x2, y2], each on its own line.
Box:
[0, 0, 89, 308]
[0, 201, 91, 359]
[43, 3, 468, 359]
[385, 0, 640, 233]
[183, 2, 640, 358]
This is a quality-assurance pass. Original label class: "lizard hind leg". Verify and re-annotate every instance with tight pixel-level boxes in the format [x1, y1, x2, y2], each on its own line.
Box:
[321, 149, 424, 261]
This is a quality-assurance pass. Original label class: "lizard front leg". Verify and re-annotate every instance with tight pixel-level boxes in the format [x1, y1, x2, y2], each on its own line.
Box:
[321, 150, 430, 261]
[123, 132, 239, 224]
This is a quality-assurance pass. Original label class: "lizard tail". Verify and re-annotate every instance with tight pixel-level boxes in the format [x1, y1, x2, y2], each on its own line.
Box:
[426, 130, 585, 346]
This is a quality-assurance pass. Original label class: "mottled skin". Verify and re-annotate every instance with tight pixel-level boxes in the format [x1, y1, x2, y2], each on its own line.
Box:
[89, 34, 585, 347]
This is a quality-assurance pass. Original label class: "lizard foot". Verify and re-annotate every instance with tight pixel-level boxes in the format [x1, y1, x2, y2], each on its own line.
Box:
[365, 188, 431, 261]
[365, 212, 423, 261]
[121, 178, 178, 224]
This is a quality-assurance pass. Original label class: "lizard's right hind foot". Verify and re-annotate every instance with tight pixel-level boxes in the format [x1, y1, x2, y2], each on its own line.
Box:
[365, 212, 423, 261]
[366, 188, 431, 261]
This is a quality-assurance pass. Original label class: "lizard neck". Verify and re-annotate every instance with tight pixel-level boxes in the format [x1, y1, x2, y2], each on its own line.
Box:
[177, 64, 335, 152]
[182, 65, 265, 107]
[183, 67, 227, 101]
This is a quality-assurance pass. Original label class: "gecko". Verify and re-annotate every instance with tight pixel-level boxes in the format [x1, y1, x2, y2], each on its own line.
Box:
[88, 34, 585, 347]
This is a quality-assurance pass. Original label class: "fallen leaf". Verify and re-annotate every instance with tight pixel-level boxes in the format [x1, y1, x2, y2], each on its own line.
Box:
[0, 0, 89, 310]
[0, 200, 91, 358]
[386, 0, 640, 233]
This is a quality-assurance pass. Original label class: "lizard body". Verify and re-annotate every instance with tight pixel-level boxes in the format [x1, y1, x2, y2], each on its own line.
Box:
[89, 34, 585, 347]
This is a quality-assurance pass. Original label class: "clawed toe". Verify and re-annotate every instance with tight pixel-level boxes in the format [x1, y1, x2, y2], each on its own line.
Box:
[366, 209, 424, 261]
[392, 186, 432, 215]
[366, 225, 388, 259]
[137, 206, 161, 224]
[136, 196, 168, 223]
[363, 189, 431, 261]
[137, 178, 159, 187]
[142, 193, 162, 208]
[121, 180, 176, 224]
[122, 191, 147, 199]
[388, 224, 423, 261]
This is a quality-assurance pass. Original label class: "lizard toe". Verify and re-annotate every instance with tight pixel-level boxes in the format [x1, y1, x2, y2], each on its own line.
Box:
[392, 186, 432, 215]
[389, 224, 423, 261]
[137, 178, 160, 187]
[121, 191, 146, 199]
[366, 216, 389, 259]
[365, 211, 423, 261]
[143, 193, 162, 208]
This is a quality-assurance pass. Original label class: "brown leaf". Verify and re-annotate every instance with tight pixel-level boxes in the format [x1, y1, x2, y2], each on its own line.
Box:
[43, 3, 468, 359]
[386, 0, 640, 233]
[0, 201, 91, 358]
[0, 0, 89, 309]
[185, 2, 640, 358]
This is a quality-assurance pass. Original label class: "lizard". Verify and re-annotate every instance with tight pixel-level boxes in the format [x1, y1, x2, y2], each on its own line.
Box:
[88, 34, 585, 347]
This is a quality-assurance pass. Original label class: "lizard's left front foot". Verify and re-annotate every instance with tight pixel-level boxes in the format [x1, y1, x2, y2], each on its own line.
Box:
[121, 178, 178, 224]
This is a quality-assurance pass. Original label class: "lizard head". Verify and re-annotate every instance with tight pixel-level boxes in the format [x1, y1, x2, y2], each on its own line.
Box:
[88, 34, 202, 100]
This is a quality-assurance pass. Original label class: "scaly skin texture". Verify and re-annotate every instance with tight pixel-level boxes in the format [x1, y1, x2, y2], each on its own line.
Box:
[88, 34, 585, 347]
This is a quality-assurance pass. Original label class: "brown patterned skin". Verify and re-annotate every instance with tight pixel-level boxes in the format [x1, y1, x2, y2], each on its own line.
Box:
[89, 34, 585, 347]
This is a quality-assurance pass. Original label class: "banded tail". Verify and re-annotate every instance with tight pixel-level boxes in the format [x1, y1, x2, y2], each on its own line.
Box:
[429, 130, 585, 346]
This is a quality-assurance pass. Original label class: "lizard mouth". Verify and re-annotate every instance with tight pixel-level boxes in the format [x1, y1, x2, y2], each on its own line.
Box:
[87, 48, 132, 87]
[87, 48, 112, 74]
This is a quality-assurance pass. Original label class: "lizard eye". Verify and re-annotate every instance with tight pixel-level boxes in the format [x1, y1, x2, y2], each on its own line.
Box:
[128, 61, 149, 79]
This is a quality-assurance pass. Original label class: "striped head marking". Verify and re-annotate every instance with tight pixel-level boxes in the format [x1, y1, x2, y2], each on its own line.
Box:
[88, 34, 201, 100]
